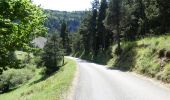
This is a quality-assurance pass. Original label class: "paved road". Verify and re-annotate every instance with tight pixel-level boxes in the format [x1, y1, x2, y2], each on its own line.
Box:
[72, 58, 170, 100]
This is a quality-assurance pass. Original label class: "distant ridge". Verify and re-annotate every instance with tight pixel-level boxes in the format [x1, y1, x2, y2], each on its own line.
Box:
[44, 10, 86, 33]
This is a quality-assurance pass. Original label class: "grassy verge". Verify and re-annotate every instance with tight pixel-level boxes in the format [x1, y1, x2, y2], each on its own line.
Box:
[108, 35, 170, 83]
[0, 58, 77, 100]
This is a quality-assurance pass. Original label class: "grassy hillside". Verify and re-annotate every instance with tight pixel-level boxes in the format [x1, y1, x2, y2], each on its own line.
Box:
[74, 35, 170, 83]
[108, 35, 170, 83]
[0, 58, 77, 100]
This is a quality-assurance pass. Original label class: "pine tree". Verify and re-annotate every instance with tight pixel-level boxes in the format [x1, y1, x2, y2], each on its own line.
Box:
[60, 20, 68, 48]
[60, 20, 71, 54]
[97, 0, 108, 50]
[79, 12, 92, 54]
[90, 0, 99, 55]
[104, 0, 123, 55]
[42, 34, 64, 74]
[157, 0, 170, 34]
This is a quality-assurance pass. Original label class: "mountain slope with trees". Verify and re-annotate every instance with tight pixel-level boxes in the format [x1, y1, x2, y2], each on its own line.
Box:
[72, 0, 170, 83]
[44, 10, 86, 33]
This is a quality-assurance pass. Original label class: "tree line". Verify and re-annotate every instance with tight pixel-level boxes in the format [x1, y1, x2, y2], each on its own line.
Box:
[75, 0, 170, 55]
[45, 10, 85, 33]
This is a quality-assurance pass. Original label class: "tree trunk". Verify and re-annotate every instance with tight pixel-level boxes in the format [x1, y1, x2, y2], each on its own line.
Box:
[62, 55, 64, 66]
[117, 23, 121, 54]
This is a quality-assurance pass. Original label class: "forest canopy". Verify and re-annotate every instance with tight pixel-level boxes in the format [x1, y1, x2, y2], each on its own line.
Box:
[44, 10, 86, 33]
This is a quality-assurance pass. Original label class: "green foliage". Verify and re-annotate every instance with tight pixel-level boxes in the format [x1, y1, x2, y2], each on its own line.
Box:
[157, 64, 170, 83]
[45, 10, 85, 33]
[70, 33, 83, 53]
[97, 0, 108, 50]
[104, 0, 123, 54]
[42, 34, 64, 74]
[60, 20, 71, 54]
[78, 0, 100, 55]
[108, 42, 137, 70]
[79, 11, 92, 54]
[0, 0, 47, 72]
[104, 0, 123, 30]
[0, 51, 39, 93]
[106, 35, 170, 83]
[0, 66, 35, 93]
[74, 0, 170, 59]
[157, 0, 170, 33]
[90, 1, 98, 55]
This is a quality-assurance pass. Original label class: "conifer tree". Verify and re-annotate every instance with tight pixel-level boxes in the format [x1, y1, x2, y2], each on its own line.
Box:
[42, 34, 64, 74]
[104, 0, 123, 55]
[97, 0, 108, 50]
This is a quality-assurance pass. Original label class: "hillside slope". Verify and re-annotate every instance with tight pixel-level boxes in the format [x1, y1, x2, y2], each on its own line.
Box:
[0, 58, 76, 100]
[45, 10, 85, 33]
[107, 35, 170, 83]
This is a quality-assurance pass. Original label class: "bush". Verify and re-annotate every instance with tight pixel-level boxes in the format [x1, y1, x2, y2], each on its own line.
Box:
[0, 67, 35, 93]
[156, 64, 170, 83]
[31, 56, 42, 67]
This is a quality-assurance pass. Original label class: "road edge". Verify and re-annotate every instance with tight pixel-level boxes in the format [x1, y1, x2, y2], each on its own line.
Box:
[66, 58, 79, 100]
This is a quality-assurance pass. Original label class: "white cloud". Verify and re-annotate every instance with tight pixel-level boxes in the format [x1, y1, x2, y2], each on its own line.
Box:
[32, 0, 93, 11]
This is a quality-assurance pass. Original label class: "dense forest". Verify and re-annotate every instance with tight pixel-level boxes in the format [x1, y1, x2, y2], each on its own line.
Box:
[75, 0, 170, 55]
[44, 10, 85, 33]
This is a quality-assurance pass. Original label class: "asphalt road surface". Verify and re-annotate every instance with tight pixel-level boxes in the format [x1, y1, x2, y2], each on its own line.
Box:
[71, 58, 170, 100]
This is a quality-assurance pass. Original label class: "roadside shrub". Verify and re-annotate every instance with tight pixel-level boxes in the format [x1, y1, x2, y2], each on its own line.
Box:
[147, 60, 160, 77]
[165, 50, 170, 59]
[122, 42, 136, 52]
[158, 48, 166, 58]
[136, 48, 153, 74]
[31, 56, 42, 67]
[115, 46, 122, 55]
[156, 64, 170, 83]
[25, 64, 36, 72]
[0, 68, 35, 93]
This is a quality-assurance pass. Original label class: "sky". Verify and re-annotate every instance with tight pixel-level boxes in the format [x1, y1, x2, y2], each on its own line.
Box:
[32, 0, 93, 11]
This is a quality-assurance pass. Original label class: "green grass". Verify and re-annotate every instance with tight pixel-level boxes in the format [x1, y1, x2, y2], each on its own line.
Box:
[106, 35, 170, 83]
[0, 58, 77, 100]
